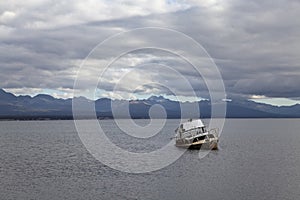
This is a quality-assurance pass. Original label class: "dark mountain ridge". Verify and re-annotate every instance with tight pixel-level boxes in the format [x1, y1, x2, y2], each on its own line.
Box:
[0, 88, 299, 120]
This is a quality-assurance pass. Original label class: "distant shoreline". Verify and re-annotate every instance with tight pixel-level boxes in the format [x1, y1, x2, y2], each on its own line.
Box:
[0, 116, 299, 121]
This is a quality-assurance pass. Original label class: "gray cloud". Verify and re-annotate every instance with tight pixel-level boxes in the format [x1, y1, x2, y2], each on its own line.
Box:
[1, 0, 300, 100]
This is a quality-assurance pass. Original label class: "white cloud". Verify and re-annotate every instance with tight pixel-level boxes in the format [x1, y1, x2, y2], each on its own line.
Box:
[189, 0, 228, 11]
[52, 92, 73, 99]
[0, 11, 16, 23]
[99, 90, 137, 100]
[250, 98, 300, 107]
[250, 95, 267, 99]
[4, 87, 43, 97]
[0, 0, 190, 29]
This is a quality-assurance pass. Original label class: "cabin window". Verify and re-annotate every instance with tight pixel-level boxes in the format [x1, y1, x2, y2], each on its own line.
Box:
[198, 127, 205, 133]
[197, 128, 202, 134]
[198, 135, 206, 140]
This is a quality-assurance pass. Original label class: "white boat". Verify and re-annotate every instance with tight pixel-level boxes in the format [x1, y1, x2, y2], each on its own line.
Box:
[175, 119, 219, 150]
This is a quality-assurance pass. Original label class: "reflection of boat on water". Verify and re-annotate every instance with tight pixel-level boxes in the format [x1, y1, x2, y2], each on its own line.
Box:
[175, 119, 219, 150]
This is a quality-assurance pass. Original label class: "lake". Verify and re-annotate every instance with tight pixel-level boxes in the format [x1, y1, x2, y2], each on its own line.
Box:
[0, 119, 299, 200]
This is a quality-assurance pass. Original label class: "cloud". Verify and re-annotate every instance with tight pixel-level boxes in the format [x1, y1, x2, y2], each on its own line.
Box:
[0, 0, 190, 29]
[0, 11, 16, 24]
[1, 0, 300, 101]
[5, 87, 43, 97]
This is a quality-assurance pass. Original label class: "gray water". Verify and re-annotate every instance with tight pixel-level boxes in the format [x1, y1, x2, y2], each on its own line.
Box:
[0, 119, 299, 200]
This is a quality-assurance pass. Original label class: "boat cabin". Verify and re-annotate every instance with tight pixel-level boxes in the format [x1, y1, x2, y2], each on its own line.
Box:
[175, 119, 208, 139]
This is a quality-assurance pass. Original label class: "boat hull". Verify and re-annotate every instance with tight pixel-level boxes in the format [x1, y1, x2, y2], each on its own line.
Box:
[176, 141, 218, 150]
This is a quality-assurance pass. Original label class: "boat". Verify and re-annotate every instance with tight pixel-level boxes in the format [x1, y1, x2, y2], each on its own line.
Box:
[174, 119, 219, 150]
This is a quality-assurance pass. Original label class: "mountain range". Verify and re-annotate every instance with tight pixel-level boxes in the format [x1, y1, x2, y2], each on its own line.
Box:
[0, 88, 299, 120]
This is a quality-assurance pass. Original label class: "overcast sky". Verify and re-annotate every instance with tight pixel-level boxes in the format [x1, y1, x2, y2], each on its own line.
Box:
[1, 0, 300, 105]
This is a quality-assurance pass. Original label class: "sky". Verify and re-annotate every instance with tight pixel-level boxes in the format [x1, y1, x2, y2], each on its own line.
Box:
[1, 0, 300, 106]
